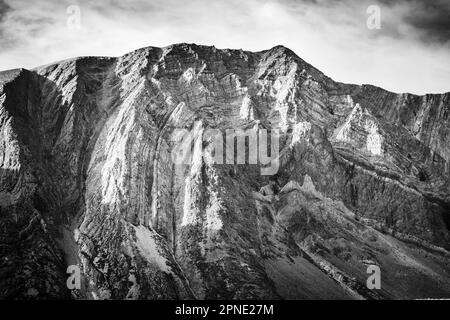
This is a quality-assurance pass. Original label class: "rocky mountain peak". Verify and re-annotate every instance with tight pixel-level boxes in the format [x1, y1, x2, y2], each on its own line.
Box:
[0, 43, 449, 299]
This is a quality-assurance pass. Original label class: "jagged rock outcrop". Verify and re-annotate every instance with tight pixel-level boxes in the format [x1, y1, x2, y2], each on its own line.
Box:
[0, 44, 449, 299]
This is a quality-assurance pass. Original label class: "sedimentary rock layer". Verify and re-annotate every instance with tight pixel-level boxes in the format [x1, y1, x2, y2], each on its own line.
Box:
[0, 44, 449, 299]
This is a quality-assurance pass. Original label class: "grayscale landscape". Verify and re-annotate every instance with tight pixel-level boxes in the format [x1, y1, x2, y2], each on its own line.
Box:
[0, 43, 449, 299]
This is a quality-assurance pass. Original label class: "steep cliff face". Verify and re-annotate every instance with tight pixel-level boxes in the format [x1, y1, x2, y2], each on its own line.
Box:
[0, 44, 449, 299]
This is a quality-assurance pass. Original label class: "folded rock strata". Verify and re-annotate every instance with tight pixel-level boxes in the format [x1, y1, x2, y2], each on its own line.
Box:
[0, 44, 449, 299]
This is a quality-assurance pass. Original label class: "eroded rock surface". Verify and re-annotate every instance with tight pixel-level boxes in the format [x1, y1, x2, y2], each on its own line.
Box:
[0, 44, 449, 299]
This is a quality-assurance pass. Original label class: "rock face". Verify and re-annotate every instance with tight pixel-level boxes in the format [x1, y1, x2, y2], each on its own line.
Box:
[0, 44, 449, 299]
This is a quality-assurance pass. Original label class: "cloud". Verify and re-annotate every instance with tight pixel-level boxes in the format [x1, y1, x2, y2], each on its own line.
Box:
[379, 0, 450, 43]
[0, 0, 11, 42]
[0, 0, 9, 17]
[0, 0, 449, 94]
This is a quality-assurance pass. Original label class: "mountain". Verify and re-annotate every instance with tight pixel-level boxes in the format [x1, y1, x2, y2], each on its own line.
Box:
[0, 43, 449, 299]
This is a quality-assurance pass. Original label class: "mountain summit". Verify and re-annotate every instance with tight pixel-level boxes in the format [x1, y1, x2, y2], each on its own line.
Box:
[0, 44, 449, 299]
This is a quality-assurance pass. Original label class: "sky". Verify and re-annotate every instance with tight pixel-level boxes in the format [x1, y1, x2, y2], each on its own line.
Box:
[0, 0, 449, 94]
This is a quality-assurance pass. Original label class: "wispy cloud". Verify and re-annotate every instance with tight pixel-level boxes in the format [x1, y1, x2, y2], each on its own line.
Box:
[0, 0, 449, 94]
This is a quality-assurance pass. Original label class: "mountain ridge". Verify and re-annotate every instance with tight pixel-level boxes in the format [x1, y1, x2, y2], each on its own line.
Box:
[0, 43, 449, 299]
[11, 43, 447, 96]
[2, 43, 450, 97]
